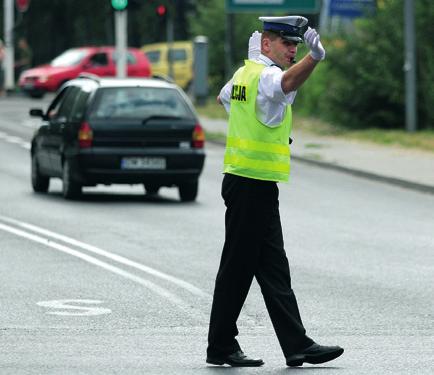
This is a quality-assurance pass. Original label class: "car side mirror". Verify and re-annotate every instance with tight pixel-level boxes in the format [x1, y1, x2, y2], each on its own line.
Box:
[29, 108, 45, 118]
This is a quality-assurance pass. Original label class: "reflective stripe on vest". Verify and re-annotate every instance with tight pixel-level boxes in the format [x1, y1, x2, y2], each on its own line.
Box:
[224, 60, 292, 182]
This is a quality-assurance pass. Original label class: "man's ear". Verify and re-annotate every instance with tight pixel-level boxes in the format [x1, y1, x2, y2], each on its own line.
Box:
[262, 37, 271, 53]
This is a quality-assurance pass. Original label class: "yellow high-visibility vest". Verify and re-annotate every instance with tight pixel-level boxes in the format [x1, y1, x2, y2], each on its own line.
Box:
[224, 60, 292, 182]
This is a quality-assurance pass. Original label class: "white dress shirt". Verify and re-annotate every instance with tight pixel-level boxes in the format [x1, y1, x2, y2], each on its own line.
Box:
[219, 54, 297, 127]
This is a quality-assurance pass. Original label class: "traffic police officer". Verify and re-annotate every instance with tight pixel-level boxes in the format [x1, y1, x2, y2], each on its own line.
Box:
[206, 16, 344, 367]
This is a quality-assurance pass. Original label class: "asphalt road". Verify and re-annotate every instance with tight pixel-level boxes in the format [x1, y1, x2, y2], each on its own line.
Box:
[0, 95, 433, 374]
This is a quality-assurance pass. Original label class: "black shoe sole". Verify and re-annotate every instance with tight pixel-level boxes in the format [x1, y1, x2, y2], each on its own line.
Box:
[286, 355, 305, 367]
[287, 348, 344, 367]
[206, 358, 264, 367]
[206, 358, 225, 366]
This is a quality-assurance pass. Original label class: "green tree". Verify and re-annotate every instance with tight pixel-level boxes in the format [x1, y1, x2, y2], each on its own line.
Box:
[298, 0, 434, 129]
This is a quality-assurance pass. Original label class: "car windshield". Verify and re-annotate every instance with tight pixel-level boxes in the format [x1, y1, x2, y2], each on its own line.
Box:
[51, 50, 87, 67]
[90, 87, 195, 120]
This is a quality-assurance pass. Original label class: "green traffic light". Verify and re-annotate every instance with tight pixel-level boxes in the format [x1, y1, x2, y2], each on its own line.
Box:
[111, 0, 128, 11]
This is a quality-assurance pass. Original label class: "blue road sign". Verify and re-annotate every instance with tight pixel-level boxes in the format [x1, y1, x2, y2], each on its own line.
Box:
[329, 0, 376, 18]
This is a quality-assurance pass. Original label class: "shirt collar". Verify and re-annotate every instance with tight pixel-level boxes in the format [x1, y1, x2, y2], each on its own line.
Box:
[256, 54, 283, 70]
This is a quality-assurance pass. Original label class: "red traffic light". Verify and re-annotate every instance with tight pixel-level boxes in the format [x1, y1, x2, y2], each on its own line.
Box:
[156, 4, 166, 16]
[16, 0, 30, 12]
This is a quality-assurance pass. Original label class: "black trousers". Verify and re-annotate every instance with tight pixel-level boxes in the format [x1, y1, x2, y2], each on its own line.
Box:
[207, 174, 313, 358]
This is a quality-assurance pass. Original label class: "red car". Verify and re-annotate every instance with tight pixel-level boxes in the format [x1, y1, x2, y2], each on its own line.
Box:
[19, 46, 152, 98]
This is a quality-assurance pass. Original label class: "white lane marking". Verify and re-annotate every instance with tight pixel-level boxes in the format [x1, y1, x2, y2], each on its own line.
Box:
[0, 222, 194, 314]
[0, 132, 30, 150]
[37, 299, 111, 316]
[5, 135, 23, 143]
[0, 215, 210, 299]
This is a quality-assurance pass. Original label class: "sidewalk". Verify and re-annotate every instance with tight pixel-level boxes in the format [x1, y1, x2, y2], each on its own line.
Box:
[200, 117, 434, 194]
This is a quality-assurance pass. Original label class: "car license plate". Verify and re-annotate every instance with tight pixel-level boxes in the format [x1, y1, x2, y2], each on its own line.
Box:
[121, 157, 166, 170]
[24, 82, 34, 89]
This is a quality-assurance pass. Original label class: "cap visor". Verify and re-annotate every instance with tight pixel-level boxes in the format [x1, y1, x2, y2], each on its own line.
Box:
[281, 35, 303, 43]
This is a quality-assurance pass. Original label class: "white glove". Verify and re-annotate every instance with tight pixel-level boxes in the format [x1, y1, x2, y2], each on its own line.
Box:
[304, 27, 325, 61]
[248, 31, 262, 60]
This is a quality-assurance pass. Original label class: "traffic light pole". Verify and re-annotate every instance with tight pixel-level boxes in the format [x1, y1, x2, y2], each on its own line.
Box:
[115, 10, 127, 78]
[404, 0, 417, 132]
[3, 0, 15, 91]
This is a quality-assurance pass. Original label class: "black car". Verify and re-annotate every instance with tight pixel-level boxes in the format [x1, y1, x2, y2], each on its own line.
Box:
[30, 75, 206, 201]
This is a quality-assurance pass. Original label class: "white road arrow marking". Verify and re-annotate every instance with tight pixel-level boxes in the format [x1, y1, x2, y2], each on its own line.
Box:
[37, 299, 112, 316]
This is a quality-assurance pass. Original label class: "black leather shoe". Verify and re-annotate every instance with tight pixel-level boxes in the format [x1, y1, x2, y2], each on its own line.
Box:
[206, 350, 264, 367]
[286, 343, 344, 367]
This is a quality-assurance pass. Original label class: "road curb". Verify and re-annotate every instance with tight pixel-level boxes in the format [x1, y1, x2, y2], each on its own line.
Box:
[207, 138, 434, 196]
[291, 155, 434, 195]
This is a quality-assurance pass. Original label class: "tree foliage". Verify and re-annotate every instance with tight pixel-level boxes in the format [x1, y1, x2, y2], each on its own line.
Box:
[298, 0, 434, 129]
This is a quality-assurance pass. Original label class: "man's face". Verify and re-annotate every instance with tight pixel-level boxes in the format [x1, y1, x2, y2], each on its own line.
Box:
[266, 37, 298, 69]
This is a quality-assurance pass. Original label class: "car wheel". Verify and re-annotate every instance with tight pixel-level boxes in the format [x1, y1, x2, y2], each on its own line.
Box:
[144, 184, 160, 195]
[31, 153, 49, 193]
[178, 181, 198, 202]
[62, 160, 82, 200]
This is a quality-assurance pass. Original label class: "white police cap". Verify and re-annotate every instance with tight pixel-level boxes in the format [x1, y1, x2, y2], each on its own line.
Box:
[259, 16, 308, 43]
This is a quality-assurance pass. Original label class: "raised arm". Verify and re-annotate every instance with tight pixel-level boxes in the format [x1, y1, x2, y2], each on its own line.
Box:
[281, 27, 325, 94]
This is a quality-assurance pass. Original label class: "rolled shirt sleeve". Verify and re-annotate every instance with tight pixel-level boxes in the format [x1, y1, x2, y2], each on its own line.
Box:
[219, 79, 233, 114]
[257, 66, 297, 127]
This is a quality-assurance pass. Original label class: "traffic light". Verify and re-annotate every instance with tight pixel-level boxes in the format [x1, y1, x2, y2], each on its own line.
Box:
[16, 0, 30, 12]
[111, 0, 128, 11]
[111, 0, 145, 11]
[156, 4, 167, 17]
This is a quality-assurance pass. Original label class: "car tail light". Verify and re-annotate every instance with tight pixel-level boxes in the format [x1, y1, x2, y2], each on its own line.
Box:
[78, 122, 93, 148]
[192, 123, 205, 148]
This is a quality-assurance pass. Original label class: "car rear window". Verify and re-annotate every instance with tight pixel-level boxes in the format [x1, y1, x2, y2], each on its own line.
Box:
[89, 87, 195, 120]
[145, 51, 160, 63]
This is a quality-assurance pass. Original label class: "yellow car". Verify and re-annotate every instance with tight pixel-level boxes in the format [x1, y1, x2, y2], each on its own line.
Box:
[142, 41, 193, 90]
